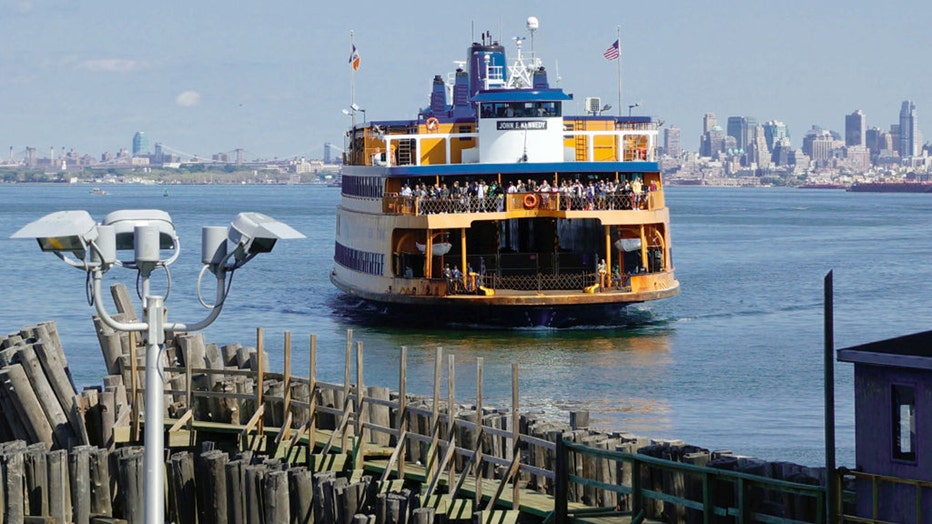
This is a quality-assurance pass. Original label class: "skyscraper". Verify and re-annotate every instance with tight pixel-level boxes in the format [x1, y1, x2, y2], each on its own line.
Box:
[663, 126, 681, 157]
[845, 110, 866, 147]
[899, 100, 919, 158]
[762, 121, 789, 152]
[726, 116, 758, 152]
[703, 113, 717, 134]
[700, 125, 725, 157]
[132, 131, 149, 157]
[726, 116, 745, 151]
[865, 127, 882, 158]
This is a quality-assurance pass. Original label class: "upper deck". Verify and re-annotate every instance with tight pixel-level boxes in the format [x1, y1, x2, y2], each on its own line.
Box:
[344, 116, 660, 169]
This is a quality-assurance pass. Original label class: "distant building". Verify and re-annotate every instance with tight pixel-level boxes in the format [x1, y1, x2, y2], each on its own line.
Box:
[726, 116, 758, 152]
[789, 149, 810, 172]
[762, 121, 789, 152]
[845, 110, 866, 147]
[748, 127, 771, 168]
[843, 145, 870, 172]
[771, 137, 792, 166]
[132, 131, 149, 157]
[663, 126, 681, 158]
[810, 132, 835, 166]
[899, 100, 920, 159]
[700, 125, 725, 157]
[702, 113, 717, 134]
[890, 123, 901, 156]
[865, 127, 883, 158]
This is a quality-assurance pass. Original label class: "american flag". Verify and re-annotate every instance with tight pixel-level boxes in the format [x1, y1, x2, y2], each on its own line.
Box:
[603, 40, 620, 61]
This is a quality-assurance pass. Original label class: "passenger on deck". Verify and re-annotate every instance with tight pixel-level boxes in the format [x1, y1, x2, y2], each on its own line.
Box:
[612, 264, 622, 287]
[632, 177, 643, 208]
[451, 265, 464, 292]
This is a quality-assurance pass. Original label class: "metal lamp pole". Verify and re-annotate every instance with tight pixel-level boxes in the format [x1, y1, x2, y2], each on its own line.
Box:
[14, 211, 304, 524]
[92, 225, 227, 524]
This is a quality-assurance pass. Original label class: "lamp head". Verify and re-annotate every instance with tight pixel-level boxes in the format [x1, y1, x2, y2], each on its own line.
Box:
[11, 210, 97, 260]
[228, 212, 305, 258]
[102, 209, 179, 267]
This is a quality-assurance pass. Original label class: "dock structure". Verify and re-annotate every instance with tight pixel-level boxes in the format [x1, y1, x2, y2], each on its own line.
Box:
[0, 286, 838, 523]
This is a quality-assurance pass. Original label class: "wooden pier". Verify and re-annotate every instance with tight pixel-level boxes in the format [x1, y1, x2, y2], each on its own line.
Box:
[0, 284, 839, 523]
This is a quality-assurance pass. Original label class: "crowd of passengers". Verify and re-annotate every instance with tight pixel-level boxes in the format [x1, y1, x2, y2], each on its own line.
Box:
[399, 177, 659, 212]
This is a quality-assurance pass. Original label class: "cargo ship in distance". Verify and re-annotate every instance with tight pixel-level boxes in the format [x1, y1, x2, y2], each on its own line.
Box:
[330, 17, 679, 327]
[847, 181, 932, 193]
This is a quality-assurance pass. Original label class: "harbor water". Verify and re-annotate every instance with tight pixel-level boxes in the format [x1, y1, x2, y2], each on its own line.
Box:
[4, 183, 929, 467]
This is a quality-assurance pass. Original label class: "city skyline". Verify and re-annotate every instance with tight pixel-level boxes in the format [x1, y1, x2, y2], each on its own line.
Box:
[2, 1, 930, 159]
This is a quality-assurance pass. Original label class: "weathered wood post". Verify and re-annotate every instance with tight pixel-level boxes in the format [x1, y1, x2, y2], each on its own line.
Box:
[90, 446, 113, 518]
[225, 458, 247, 524]
[70, 445, 93, 524]
[288, 466, 313, 524]
[196, 449, 228, 524]
[265, 469, 291, 523]
[25, 442, 49, 517]
[169, 451, 197, 524]
[47, 448, 71, 523]
[2, 442, 26, 523]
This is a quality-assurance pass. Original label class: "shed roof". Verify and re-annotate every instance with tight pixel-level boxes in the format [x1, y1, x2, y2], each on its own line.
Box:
[837, 329, 932, 370]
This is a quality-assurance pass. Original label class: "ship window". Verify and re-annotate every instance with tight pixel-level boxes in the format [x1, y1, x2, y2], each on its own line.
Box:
[892, 385, 916, 461]
[457, 125, 473, 142]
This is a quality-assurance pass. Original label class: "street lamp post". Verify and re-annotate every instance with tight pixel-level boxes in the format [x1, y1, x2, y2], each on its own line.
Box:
[12, 209, 304, 524]
[343, 104, 367, 124]
[628, 103, 640, 117]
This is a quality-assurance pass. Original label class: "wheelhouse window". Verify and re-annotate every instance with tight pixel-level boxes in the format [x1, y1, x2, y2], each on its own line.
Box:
[480, 101, 561, 118]
[892, 385, 916, 461]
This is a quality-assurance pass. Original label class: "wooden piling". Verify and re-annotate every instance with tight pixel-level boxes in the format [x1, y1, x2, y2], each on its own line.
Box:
[265, 469, 291, 523]
[90, 447, 113, 518]
[196, 449, 228, 524]
[288, 466, 313, 524]
[47, 448, 71, 523]
[169, 451, 197, 524]
[2, 442, 26, 523]
[25, 442, 49, 518]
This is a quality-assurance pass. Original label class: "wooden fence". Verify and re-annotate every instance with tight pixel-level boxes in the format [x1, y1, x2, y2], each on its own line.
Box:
[0, 283, 837, 523]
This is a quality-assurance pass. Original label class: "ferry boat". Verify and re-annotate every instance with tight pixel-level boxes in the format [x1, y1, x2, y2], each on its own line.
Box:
[331, 18, 679, 327]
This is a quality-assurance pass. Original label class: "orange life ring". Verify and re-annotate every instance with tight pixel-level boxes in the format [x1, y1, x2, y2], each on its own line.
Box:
[523, 193, 539, 209]
[426, 117, 440, 132]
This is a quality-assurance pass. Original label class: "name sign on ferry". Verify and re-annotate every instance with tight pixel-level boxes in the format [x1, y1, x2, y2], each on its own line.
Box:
[497, 120, 547, 131]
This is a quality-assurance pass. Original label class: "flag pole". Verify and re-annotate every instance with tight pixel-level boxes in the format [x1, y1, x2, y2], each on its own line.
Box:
[349, 30, 357, 128]
[616, 25, 622, 117]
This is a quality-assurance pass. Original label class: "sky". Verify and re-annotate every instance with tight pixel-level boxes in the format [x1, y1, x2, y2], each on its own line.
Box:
[1, 0, 930, 161]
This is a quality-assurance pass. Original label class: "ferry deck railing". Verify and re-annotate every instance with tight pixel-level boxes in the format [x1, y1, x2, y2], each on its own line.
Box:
[384, 190, 659, 216]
